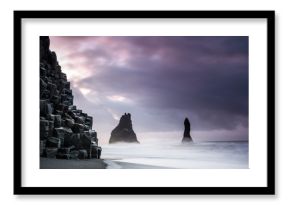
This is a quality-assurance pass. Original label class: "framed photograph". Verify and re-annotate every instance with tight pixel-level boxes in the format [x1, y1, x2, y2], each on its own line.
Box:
[14, 10, 275, 195]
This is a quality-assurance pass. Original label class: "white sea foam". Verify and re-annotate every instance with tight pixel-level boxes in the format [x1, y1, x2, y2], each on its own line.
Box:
[101, 141, 248, 169]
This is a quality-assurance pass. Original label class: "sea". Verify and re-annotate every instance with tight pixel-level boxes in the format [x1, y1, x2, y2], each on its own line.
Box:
[101, 141, 248, 169]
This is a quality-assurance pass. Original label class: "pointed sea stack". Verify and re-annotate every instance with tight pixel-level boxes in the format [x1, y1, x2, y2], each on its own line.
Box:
[182, 118, 193, 143]
[109, 113, 139, 144]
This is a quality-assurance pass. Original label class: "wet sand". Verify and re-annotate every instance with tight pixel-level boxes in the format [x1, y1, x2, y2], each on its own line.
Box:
[113, 161, 170, 169]
[104, 159, 170, 169]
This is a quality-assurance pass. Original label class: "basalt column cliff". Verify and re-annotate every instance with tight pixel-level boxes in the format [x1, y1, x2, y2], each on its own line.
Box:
[40, 36, 101, 160]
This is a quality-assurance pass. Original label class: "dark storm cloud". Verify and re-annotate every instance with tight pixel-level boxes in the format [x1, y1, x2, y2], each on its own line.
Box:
[50, 36, 248, 137]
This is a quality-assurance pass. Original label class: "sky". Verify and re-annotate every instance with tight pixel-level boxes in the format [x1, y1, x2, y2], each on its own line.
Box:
[49, 36, 248, 144]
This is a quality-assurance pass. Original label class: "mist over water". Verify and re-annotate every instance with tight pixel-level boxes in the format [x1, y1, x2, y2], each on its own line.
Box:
[102, 140, 248, 169]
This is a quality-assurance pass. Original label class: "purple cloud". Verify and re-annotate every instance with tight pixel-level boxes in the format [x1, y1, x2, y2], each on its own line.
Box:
[50, 36, 248, 142]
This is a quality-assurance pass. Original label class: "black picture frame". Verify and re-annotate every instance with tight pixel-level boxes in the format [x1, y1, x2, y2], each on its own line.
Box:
[14, 10, 275, 195]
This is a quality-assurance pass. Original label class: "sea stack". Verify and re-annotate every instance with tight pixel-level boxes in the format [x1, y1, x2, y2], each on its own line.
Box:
[109, 113, 139, 144]
[39, 36, 101, 160]
[182, 118, 193, 143]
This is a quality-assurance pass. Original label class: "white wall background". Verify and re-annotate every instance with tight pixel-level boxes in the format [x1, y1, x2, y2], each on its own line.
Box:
[0, 0, 287, 204]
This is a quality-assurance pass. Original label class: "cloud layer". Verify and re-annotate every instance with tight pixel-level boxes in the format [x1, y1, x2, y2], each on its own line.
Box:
[50, 36, 248, 143]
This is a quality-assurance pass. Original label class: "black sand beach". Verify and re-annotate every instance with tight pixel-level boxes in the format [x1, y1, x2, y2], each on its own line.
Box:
[40, 157, 170, 169]
[40, 157, 107, 169]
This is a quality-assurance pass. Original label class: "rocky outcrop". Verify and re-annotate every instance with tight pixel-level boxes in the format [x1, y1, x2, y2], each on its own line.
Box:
[182, 118, 193, 143]
[109, 113, 139, 143]
[40, 36, 101, 159]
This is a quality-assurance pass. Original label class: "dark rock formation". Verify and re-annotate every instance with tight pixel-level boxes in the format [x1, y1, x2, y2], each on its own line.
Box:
[182, 118, 193, 143]
[40, 36, 102, 160]
[109, 113, 139, 143]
